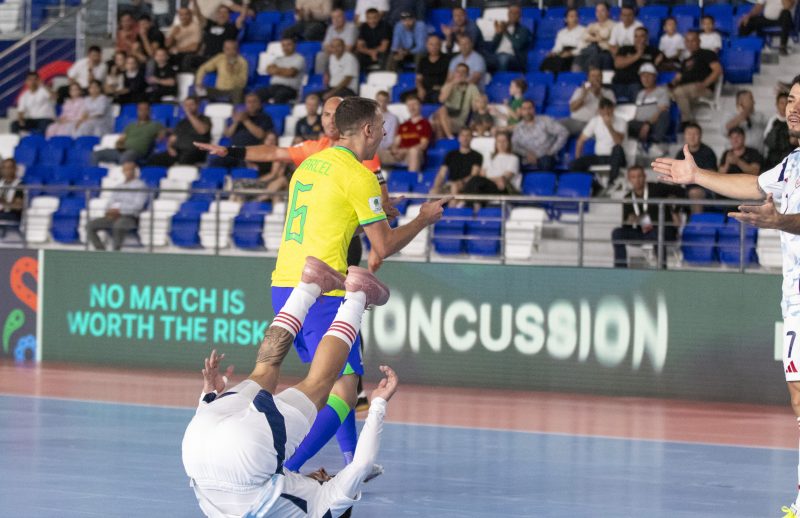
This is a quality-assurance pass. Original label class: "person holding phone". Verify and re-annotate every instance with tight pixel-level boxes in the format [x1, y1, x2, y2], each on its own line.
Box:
[559, 66, 616, 136]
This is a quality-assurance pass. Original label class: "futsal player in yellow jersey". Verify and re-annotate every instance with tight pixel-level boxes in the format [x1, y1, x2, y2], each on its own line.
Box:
[268, 97, 449, 475]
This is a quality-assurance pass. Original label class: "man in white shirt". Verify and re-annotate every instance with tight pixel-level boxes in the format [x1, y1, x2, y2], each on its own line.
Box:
[258, 36, 306, 104]
[609, 5, 643, 55]
[739, 0, 796, 55]
[11, 72, 56, 135]
[628, 63, 671, 151]
[62, 45, 107, 102]
[570, 97, 627, 187]
[322, 38, 359, 99]
[86, 161, 149, 251]
[561, 66, 616, 135]
[315, 8, 358, 73]
[375, 90, 397, 151]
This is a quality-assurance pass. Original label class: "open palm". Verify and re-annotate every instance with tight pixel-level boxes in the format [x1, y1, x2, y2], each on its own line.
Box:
[651, 145, 699, 185]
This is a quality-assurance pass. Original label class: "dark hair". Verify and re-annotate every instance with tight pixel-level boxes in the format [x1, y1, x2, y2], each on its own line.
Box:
[566, 7, 578, 16]
[185, 95, 200, 104]
[686, 29, 701, 38]
[366, 8, 379, 15]
[728, 126, 745, 137]
[635, 26, 648, 35]
[335, 97, 380, 136]
[597, 2, 610, 11]
[376, 90, 389, 99]
[736, 90, 752, 102]
[26, 71, 39, 79]
[521, 98, 535, 108]
[778, 91, 789, 102]
[701, 14, 714, 22]
[663, 16, 676, 25]
[627, 164, 644, 174]
[404, 94, 420, 103]
[88, 45, 101, 54]
[791, 74, 800, 89]
[683, 121, 702, 134]
[511, 78, 528, 94]
[455, 62, 470, 73]
[599, 97, 615, 110]
[3, 157, 17, 166]
[89, 79, 102, 89]
[138, 13, 152, 21]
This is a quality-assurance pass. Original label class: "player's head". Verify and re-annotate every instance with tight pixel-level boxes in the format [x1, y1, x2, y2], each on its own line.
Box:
[335, 96, 384, 159]
[321, 96, 344, 138]
[785, 75, 800, 137]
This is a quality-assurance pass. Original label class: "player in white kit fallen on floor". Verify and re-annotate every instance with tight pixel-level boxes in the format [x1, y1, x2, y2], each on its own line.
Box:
[181, 256, 394, 518]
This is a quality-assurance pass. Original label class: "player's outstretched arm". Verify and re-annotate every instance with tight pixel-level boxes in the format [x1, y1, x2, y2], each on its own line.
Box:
[652, 145, 763, 200]
[193, 142, 292, 163]
[363, 197, 452, 259]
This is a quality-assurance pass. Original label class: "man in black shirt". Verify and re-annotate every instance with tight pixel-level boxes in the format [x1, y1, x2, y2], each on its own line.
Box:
[145, 47, 178, 102]
[612, 27, 662, 103]
[764, 91, 794, 170]
[211, 93, 275, 168]
[132, 14, 165, 63]
[611, 165, 683, 268]
[0, 158, 23, 238]
[413, 35, 450, 104]
[356, 8, 392, 71]
[430, 127, 482, 196]
[669, 30, 722, 124]
[198, 5, 241, 61]
[148, 96, 212, 166]
[675, 122, 718, 214]
[719, 127, 763, 176]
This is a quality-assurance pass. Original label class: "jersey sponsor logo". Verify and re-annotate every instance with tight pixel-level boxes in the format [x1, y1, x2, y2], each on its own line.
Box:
[369, 196, 382, 214]
[788, 361, 798, 374]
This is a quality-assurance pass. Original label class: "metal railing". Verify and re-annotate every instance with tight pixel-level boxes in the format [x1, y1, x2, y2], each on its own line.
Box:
[0, 184, 774, 274]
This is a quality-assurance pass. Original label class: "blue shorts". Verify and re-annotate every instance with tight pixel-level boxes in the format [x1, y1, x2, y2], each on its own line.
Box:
[271, 286, 363, 376]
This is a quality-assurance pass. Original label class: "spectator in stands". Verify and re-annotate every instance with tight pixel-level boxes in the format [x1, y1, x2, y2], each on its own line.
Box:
[294, 93, 322, 140]
[575, 2, 615, 71]
[354, 0, 388, 24]
[166, 7, 202, 71]
[669, 30, 722, 125]
[627, 63, 670, 154]
[658, 17, 684, 71]
[116, 13, 139, 54]
[493, 77, 527, 130]
[463, 131, 520, 198]
[316, 8, 358, 74]
[63, 46, 106, 103]
[0, 158, 23, 238]
[570, 97, 627, 188]
[560, 66, 615, 136]
[389, 12, 426, 72]
[719, 127, 763, 176]
[195, 39, 248, 104]
[674, 122, 718, 213]
[213, 93, 275, 168]
[147, 97, 211, 166]
[699, 15, 722, 54]
[285, 0, 332, 41]
[511, 99, 569, 171]
[764, 91, 794, 170]
[193, 2, 242, 67]
[739, 0, 795, 56]
[540, 8, 586, 74]
[92, 102, 165, 164]
[76, 80, 113, 137]
[46, 84, 85, 138]
[376, 90, 398, 151]
[432, 63, 481, 139]
[612, 27, 662, 102]
[378, 94, 431, 172]
[114, 56, 147, 105]
[441, 7, 483, 55]
[723, 90, 768, 154]
[11, 72, 55, 135]
[86, 161, 148, 251]
[487, 5, 532, 72]
[258, 36, 306, 104]
[104, 51, 128, 96]
[356, 8, 392, 72]
[609, 5, 643, 55]
[194, 0, 242, 21]
[145, 47, 178, 102]
[131, 14, 165, 63]
[430, 126, 483, 197]
[448, 35, 487, 92]
[415, 35, 450, 104]
[468, 95, 493, 137]
[611, 165, 681, 268]
[321, 38, 359, 98]
[386, 0, 424, 28]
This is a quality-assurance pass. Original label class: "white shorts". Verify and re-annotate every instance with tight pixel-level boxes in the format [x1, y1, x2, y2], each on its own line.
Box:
[182, 380, 318, 517]
[784, 316, 800, 382]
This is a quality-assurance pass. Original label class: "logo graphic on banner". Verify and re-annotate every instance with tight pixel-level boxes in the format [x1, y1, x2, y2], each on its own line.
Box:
[1, 251, 38, 361]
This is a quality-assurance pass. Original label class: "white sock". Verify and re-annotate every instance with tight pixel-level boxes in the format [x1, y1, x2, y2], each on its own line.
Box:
[796, 417, 800, 508]
[271, 282, 321, 337]
[323, 291, 367, 349]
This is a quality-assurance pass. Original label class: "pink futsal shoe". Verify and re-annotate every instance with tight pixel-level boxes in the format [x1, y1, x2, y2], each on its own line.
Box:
[302, 256, 345, 294]
[344, 266, 390, 307]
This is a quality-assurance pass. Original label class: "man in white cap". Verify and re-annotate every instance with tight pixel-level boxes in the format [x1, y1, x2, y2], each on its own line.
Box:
[627, 62, 671, 155]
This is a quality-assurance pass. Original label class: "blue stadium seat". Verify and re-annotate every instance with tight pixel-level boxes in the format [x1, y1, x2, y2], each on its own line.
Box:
[37, 146, 65, 167]
[202, 72, 218, 89]
[139, 166, 168, 188]
[230, 167, 259, 179]
[263, 104, 291, 135]
[151, 104, 175, 126]
[244, 12, 279, 42]
[639, 5, 669, 20]
[466, 206, 503, 256]
[729, 37, 764, 73]
[536, 16, 564, 41]
[47, 136, 73, 149]
[527, 46, 551, 72]
[115, 113, 137, 133]
[391, 72, 416, 102]
[189, 179, 219, 202]
[577, 6, 596, 26]
[544, 6, 566, 19]
[673, 13, 698, 34]
[671, 4, 701, 19]
[296, 42, 322, 76]
[73, 175, 102, 198]
[14, 145, 38, 168]
[170, 200, 211, 247]
[551, 172, 592, 216]
[50, 197, 86, 243]
[233, 201, 271, 249]
[387, 170, 416, 193]
[703, 4, 734, 35]
[428, 8, 453, 35]
[657, 71, 676, 86]
[722, 50, 757, 84]
[67, 136, 101, 166]
[544, 73, 584, 118]
[717, 219, 758, 266]
[639, 15, 663, 47]
[486, 81, 510, 104]
[119, 103, 138, 119]
[421, 103, 440, 120]
[521, 7, 541, 22]
[434, 138, 459, 152]
[199, 167, 227, 186]
[433, 207, 472, 255]
[681, 213, 724, 264]
[525, 71, 555, 86]
[529, 83, 548, 113]
[302, 74, 324, 98]
[522, 172, 557, 196]
[425, 148, 448, 171]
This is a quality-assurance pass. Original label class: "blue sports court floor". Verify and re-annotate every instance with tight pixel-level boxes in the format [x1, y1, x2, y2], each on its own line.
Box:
[0, 393, 796, 517]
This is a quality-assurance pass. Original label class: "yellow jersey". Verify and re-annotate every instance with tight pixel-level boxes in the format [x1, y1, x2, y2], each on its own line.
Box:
[271, 146, 387, 294]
